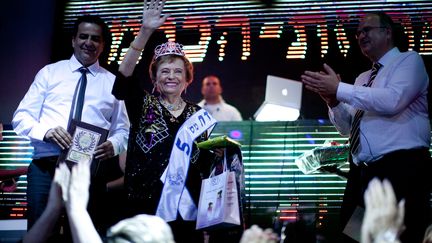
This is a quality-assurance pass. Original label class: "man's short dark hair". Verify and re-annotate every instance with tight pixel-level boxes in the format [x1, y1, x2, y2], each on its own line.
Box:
[367, 12, 395, 40]
[372, 12, 395, 31]
[72, 15, 110, 44]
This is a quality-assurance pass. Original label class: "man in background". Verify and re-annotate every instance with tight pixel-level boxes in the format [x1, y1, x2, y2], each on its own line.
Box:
[198, 75, 243, 121]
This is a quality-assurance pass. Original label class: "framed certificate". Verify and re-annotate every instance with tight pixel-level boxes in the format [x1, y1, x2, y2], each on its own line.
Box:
[58, 119, 108, 169]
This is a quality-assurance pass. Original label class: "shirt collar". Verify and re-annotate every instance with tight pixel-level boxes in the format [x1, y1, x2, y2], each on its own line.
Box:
[69, 54, 100, 77]
[203, 96, 226, 106]
[378, 47, 400, 67]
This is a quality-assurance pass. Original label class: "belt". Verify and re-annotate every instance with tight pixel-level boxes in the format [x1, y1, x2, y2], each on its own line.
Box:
[355, 147, 430, 169]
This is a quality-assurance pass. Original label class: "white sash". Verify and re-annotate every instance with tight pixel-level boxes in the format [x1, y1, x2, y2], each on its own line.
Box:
[156, 109, 217, 222]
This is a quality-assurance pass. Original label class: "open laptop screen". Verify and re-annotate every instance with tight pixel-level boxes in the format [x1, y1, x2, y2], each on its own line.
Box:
[265, 75, 302, 109]
[254, 75, 303, 121]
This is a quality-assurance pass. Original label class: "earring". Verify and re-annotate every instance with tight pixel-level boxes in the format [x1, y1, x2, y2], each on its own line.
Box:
[152, 84, 156, 94]
[183, 85, 188, 95]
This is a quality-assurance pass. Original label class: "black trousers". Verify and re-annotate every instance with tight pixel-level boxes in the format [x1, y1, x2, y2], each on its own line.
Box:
[340, 148, 432, 243]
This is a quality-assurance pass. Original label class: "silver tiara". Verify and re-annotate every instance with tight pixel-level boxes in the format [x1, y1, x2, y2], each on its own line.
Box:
[153, 41, 185, 59]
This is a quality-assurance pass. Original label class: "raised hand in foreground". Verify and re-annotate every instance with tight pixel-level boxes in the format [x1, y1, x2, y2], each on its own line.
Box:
[361, 178, 405, 243]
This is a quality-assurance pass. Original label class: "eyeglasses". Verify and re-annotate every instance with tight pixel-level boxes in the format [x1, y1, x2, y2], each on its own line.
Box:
[355, 26, 386, 39]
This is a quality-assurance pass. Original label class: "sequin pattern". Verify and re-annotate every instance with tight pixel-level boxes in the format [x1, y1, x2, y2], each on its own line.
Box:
[136, 95, 169, 153]
[125, 93, 208, 206]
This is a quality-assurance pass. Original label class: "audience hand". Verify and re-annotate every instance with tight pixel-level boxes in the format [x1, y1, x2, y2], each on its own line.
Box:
[56, 162, 91, 211]
[47, 163, 69, 210]
[423, 225, 432, 243]
[22, 170, 65, 243]
[361, 178, 405, 243]
[66, 162, 91, 211]
[55, 163, 71, 202]
[240, 225, 279, 243]
[61, 161, 102, 243]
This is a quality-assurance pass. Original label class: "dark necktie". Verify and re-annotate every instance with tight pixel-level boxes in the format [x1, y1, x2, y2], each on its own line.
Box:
[74, 67, 88, 121]
[349, 62, 382, 155]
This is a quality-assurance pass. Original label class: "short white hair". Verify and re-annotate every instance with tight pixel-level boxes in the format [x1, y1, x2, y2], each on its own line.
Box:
[106, 214, 175, 243]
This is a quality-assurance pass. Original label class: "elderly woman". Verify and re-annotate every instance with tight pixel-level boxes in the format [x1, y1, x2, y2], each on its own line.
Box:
[112, 1, 217, 242]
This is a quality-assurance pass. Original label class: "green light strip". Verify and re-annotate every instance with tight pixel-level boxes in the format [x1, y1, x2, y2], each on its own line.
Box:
[247, 180, 346, 184]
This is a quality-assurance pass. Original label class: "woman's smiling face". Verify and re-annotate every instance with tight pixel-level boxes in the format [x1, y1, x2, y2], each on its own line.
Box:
[155, 57, 187, 96]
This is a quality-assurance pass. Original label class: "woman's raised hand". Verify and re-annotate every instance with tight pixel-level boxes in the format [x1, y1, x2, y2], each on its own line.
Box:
[142, 0, 170, 31]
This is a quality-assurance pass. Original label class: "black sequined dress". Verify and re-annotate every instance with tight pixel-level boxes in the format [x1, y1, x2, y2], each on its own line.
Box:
[112, 73, 213, 217]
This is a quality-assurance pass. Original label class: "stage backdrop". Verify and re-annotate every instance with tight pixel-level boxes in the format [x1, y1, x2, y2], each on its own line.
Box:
[51, 0, 432, 120]
[2, 0, 432, 123]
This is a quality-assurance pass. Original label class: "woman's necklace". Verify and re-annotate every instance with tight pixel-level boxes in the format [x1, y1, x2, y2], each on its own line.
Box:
[159, 97, 184, 111]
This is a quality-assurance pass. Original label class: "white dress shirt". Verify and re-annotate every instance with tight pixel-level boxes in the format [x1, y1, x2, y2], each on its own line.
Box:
[198, 97, 242, 121]
[329, 47, 430, 164]
[12, 55, 130, 158]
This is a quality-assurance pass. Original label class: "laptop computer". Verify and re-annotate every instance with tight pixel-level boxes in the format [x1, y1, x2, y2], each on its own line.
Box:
[254, 75, 303, 121]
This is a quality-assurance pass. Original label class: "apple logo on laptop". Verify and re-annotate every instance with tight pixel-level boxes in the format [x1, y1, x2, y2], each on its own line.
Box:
[282, 88, 288, 96]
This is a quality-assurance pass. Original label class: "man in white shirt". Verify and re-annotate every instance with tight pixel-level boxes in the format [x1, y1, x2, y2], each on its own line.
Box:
[302, 12, 431, 242]
[198, 75, 243, 121]
[12, 15, 129, 239]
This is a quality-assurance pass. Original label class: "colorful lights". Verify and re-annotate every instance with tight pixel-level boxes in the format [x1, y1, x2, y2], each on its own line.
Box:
[259, 22, 283, 38]
[287, 25, 307, 59]
[334, 22, 350, 58]
[217, 32, 227, 61]
[242, 24, 251, 61]
[317, 24, 329, 58]
[229, 129, 243, 139]
[400, 15, 415, 51]
[0, 128, 32, 220]
[62, 1, 432, 63]
[420, 21, 432, 55]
